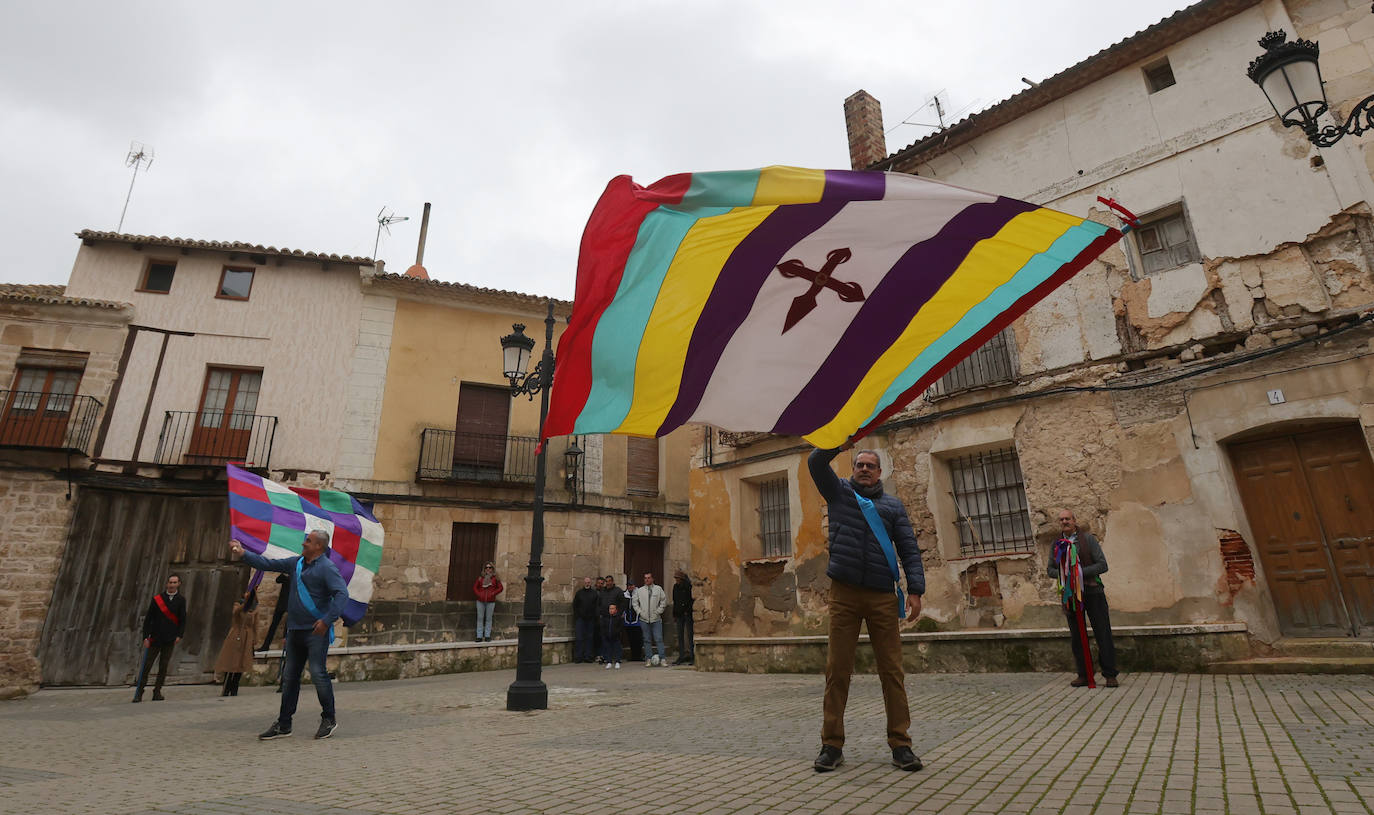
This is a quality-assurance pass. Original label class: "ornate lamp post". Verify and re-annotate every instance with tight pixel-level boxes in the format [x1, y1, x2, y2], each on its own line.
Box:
[1248, 29, 1374, 147]
[499, 299, 556, 711]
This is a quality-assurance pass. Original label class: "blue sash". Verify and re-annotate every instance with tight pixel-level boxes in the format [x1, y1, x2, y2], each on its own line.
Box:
[295, 557, 335, 645]
[855, 494, 907, 619]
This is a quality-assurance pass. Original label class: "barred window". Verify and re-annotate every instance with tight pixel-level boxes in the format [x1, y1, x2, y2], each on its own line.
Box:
[929, 329, 1015, 398]
[948, 447, 1034, 556]
[756, 477, 791, 558]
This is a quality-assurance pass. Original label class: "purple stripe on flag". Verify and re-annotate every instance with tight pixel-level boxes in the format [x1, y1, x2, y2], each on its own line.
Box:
[272, 505, 306, 529]
[771, 197, 1038, 435]
[656, 201, 849, 435]
[328, 548, 357, 586]
[330, 512, 362, 535]
[821, 170, 886, 202]
[341, 597, 368, 627]
[229, 526, 270, 555]
[227, 465, 264, 489]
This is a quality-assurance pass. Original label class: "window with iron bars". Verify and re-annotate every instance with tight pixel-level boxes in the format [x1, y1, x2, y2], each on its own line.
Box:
[756, 476, 792, 558]
[947, 447, 1034, 556]
[928, 328, 1015, 398]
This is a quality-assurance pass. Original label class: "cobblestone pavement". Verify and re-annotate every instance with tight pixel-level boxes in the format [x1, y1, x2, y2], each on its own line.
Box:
[2, 666, 1372, 815]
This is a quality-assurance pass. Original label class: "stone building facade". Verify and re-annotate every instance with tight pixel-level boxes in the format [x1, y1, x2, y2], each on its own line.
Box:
[0, 284, 131, 697]
[691, 0, 1374, 653]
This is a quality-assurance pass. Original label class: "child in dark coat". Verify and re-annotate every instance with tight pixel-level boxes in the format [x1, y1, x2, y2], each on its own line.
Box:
[602, 603, 625, 669]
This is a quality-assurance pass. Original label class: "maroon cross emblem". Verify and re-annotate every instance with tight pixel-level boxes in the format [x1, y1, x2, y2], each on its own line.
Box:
[775, 247, 865, 333]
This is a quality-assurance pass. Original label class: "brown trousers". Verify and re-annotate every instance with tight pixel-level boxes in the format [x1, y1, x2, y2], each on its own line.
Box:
[822, 580, 911, 749]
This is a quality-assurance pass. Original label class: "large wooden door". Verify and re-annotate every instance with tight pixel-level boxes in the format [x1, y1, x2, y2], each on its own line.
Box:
[187, 368, 262, 463]
[1230, 425, 1374, 637]
[452, 383, 510, 479]
[39, 489, 242, 685]
[624, 535, 665, 588]
[1293, 427, 1374, 634]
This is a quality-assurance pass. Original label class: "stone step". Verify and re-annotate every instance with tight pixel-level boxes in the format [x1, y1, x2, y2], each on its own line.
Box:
[1204, 656, 1374, 675]
[1267, 637, 1374, 658]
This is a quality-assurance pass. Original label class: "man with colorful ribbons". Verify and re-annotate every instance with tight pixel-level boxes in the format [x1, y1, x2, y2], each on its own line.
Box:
[808, 445, 925, 773]
[1048, 510, 1119, 688]
[133, 574, 186, 703]
[231, 530, 348, 739]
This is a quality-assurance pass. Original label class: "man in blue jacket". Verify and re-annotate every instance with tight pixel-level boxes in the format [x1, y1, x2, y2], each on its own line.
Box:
[230, 530, 348, 740]
[809, 446, 925, 774]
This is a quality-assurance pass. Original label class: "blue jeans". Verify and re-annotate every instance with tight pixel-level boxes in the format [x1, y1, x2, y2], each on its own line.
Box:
[279, 628, 334, 729]
[639, 619, 665, 660]
[476, 601, 494, 639]
[574, 617, 596, 662]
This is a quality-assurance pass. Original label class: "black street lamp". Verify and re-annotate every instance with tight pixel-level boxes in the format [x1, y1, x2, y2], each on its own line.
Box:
[499, 299, 556, 711]
[1248, 29, 1374, 147]
[563, 439, 584, 504]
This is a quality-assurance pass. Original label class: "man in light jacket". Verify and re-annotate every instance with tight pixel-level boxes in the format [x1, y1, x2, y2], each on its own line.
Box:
[632, 572, 668, 666]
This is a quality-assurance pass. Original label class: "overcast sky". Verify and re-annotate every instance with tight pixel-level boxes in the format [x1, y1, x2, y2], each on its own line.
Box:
[1, 1, 1196, 300]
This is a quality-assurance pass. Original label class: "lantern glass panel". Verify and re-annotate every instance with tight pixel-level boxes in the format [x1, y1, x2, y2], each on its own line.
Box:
[503, 343, 530, 379]
[1261, 59, 1324, 127]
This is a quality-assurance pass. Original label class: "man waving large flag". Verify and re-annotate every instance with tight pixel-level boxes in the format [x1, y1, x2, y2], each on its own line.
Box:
[543, 166, 1125, 448]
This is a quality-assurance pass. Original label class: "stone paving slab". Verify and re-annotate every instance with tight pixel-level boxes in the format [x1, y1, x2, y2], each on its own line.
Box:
[1, 667, 1372, 814]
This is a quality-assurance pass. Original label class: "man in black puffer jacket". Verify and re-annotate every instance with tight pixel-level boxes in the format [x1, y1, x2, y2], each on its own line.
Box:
[809, 446, 925, 774]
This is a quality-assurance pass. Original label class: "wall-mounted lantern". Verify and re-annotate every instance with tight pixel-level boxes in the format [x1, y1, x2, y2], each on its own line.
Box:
[1247, 29, 1373, 147]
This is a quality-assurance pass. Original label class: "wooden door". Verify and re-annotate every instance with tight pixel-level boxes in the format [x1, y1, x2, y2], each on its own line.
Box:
[39, 489, 240, 685]
[187, 368, 262, 463]
[1293, 427, 1374, 634]
[624, 535, 665, 589]
[1, 367, 81, 448]
[1231, 435, 1348, 636]
[452, 383, 510, 479]
[447, 523, 499, 601]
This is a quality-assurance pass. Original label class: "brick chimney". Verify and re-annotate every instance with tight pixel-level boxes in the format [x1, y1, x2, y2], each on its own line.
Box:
[844, 90, 887, 170]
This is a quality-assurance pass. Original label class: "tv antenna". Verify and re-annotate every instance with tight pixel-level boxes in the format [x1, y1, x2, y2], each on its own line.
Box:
[373, 207, 409, 260]
[887, 91, 982, 136]
[117, 142, 154, 233]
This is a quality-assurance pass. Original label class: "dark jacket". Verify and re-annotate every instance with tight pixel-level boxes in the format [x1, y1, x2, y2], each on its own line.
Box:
[239, 551, 349, 630]
[272, 573, 291, 609]
[598, 585, 621, 617]
[142, 591, 187, 645]
[603, 613, 625, 641]
[808, 447, 925, 596]
[1047, 531, 1108, 592]
[573, 587, 600, 620]
[672, 579, 694, 616]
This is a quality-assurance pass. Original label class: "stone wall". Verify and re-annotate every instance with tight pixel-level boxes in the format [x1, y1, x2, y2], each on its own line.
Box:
[0, 468, 76, 698]
[240, 638, 574, 685]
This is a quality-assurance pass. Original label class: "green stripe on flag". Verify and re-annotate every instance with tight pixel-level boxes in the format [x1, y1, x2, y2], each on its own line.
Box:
[316, 490, 354, 514]
[269, 524, 305, 552]
[267, 491, 303, 512]
[356, 537, 383, 574]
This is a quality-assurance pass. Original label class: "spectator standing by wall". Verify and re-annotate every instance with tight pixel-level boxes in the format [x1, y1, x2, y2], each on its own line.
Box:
[215, 589, 259, 697]
[133, 574, 186, 703]
[672, 570, 694, 665]
[633, 572, 668, 666]
[473, 562, 503, 642]
[572, 576, 600, 663]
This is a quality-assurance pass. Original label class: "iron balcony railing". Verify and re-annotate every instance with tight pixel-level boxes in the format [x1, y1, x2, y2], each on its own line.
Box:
[928, 329, 1016, 399]
[417, 428, 540, 483]
[0, 390, 103, 455]
[153, 410, 278, 469]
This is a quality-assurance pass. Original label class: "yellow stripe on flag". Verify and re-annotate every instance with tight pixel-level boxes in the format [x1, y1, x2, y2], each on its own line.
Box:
[807, 208, 1084, 448]
[752, 166, 827, 206]
[614, 205, 780, 435]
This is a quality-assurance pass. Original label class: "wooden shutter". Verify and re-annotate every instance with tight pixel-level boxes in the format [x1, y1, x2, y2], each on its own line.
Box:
[626, 436, 659, 496]
[453, 383, 510, 472]
[447, 523, 499, 601]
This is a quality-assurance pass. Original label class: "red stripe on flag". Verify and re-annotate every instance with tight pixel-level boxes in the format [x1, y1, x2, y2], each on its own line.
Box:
[853, 228, 1122, 441]
[542, 173, 692, 443]
[232, 515, 273, 545]
[290, 487, 322, 507]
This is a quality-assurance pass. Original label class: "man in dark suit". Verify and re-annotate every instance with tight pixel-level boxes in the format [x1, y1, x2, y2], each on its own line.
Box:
[133, 574, 187, 703]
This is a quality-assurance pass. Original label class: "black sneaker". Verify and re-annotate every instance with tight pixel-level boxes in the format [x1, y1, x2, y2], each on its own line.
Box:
[258, 722, 292, 740]
[315, 718, 337, 740]
[892, 746, 922, 771]
[814, 745, 843, 772]
[151, 691, 165, 701]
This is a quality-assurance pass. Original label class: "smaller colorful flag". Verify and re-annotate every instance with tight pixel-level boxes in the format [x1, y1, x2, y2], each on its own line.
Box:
[226, 463, 383, 625]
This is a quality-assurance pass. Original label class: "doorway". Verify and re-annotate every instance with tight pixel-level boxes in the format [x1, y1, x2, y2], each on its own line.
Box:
[1229, 424, 1374, 637]
[624, 535, 666, 588]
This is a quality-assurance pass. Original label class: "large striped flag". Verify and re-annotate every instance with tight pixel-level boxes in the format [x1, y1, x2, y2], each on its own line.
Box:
[543, 166, 1124, 449]
[227, 463, 383, 625]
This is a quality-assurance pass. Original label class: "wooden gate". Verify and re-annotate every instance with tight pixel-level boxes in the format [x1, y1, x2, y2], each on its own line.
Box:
[624, 535, 666, 589]
[1230, 425, 1374, 637]
[39, 488, 244, 686]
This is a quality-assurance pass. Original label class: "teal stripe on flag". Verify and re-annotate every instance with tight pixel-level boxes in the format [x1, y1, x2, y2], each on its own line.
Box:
[860, 221, 1109, 426]
[267, 491, 303, 512]
[316, 490, 353, 514]
[575, 204, 732, 433]
[269, 524, 305, 552]
[679, 169, 763, 208]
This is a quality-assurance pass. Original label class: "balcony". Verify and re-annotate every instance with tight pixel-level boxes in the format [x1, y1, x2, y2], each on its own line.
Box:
[0, 390, 103, 455]
[153, 410, 278, 469]
[417, 428, 539, 484]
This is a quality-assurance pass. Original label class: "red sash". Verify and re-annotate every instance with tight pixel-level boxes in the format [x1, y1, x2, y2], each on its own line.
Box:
[153, 594, 180, 625]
